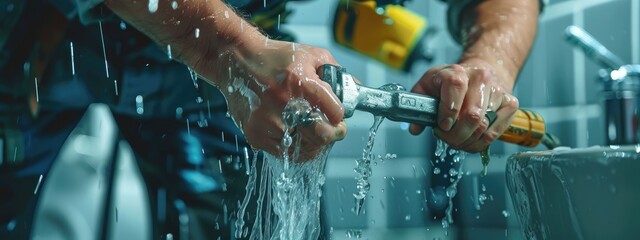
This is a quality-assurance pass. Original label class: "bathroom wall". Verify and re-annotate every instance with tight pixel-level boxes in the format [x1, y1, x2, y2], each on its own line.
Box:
[285, 0, 639, 239]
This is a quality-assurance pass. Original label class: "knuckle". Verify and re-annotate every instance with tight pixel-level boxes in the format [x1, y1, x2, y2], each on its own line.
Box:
[482, 131, 499, 144]
[314, 48, 332, 60]
[477, 69, 494, 83]
[473, 125, 487, 137]
[318, 134, 332, 145]
[463, 110, 484, 126]
[508, 95, 520, 109]
[447, 76, 467, 90]
[449, 64, 466, 73]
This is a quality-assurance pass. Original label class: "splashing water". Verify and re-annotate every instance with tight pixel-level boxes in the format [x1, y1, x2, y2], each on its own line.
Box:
[114, 80, 118, 96]
[148, 0, 158, 13]
[135, 95, 144, 114]
[235, 98, 331, 240]
[34, 78, 39, 102]
[277, 15, 281, 30]
[70, 42, 75, 75]
[33, 174, 43, 194]
[187, 67, 199, 88]
[353, 116, 384, 216]
[98, 21, 109, 79]
[434, 139, 467, 233]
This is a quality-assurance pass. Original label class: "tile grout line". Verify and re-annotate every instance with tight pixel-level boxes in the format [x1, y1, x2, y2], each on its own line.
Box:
[632, 0, 639, 64]
[540, 0, 615, 22]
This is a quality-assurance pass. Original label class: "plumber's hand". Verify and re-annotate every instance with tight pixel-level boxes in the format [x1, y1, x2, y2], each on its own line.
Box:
[211, 37, 347, 160]
[409, 58, 519, 152]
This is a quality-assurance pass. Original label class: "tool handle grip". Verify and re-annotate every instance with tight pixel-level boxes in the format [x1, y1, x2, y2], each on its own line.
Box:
[499, 109, 545, 147]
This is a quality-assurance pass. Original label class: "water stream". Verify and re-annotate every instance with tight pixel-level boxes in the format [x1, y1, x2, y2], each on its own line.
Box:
[434, 139, 468, 235]
[353, 116, 385, 216]
[235, 99, 331, 240]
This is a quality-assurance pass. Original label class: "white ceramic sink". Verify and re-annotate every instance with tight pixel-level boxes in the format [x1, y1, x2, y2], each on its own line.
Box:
[506, 145, 640, 239]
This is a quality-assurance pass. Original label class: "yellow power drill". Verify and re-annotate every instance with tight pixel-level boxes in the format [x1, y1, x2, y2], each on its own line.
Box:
[333, 0, 432, 72]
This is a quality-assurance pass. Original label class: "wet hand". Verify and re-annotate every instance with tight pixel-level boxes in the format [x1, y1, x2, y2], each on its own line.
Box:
[214, 38, 347, 160]
[409, 59, 519, 152]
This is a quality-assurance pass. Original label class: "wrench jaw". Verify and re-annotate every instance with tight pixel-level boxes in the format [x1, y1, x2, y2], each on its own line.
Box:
[319, 64, 441, 125]
[339, 73, 360, 119]
[387, 91, 439, 127]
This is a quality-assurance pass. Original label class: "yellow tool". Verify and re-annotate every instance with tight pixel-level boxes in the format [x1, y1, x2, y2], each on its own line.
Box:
[332, 0, 430, 72]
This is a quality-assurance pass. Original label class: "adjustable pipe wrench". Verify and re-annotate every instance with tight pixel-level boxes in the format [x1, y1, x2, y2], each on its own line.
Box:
[318, 64, 556, 148]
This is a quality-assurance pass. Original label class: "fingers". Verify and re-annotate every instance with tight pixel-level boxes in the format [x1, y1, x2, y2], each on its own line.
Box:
[294, 120, 347, 161]
[464, 93, 519, 152]
[301, 76, 345, 125]
[409, 65, 467, 135]
[410, 64, 517, 152]
[239, 42, 347, 160]
[436, 68, 492, 149]
[434, 66, 469, 132]
[409, 64, 447, 128]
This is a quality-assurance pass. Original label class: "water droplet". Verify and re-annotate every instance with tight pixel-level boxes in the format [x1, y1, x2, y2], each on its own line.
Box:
[171, 1, 178, 9]
[479, 193, 487, 205]
[346, 229, 362, 238]
[176, 107, 183, 119]
[136, 95, 144, 114]
[224, 10, 229, 18]
[445, 186, 457, 198]
[195, 28, 200, 38]
[33, 174, 43, 194]
[148, 0, 158, 13]
[167, 44, 172, 60]
[282, 134, 292, 148]
[405, 215, 411, 221]
[70, 42, 75, 75]
[34, 77, 39, 102]
[98, 21, 110, 79]
[6, 219, 16, 231]
[502, 210, 510, 218]
[433, 167, 441, 174]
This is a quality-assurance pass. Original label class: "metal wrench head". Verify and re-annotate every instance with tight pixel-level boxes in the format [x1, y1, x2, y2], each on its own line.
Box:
[318, 64, 497, 128]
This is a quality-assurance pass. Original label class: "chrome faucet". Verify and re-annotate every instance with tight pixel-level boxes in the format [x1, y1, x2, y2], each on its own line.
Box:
[565, 26, 640, 145]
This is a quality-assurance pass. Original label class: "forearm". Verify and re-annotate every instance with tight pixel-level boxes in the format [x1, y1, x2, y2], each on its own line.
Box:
[458, 0, 539, 91]
[104, 0, 264, 86]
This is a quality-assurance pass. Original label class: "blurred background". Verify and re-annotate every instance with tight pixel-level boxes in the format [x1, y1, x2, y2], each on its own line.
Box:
[279, 0, 639, 239]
